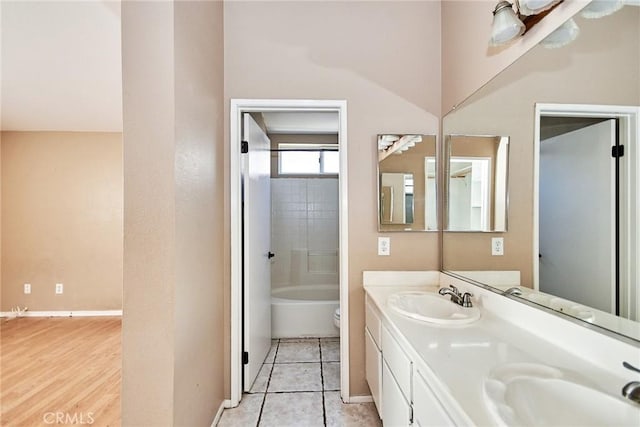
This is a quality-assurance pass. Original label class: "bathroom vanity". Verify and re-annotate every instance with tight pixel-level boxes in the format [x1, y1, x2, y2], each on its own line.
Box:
[364, 271, 640, 427]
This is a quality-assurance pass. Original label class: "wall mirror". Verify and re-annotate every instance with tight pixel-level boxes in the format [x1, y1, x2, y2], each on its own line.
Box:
[444, 135, 509, 232]
[441, 4, 640, 342]
[378, 134, 437, 231]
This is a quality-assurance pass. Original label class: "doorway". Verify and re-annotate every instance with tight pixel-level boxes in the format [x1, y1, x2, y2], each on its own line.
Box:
[534, 103, 640, 321]
[230, 99, 348, 407]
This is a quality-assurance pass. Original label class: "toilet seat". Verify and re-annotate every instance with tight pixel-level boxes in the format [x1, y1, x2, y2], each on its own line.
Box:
[333, 307, 340, 329]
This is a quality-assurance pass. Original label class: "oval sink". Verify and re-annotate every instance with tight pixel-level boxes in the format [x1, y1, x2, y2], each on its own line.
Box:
[484, 363, 640, 427]
[387, 291, 480, 325]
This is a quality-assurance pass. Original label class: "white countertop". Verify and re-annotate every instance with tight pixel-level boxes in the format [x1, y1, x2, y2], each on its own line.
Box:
[364, 284, 638, 426]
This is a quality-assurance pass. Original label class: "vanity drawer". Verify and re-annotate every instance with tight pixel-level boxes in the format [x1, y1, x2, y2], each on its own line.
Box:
[365, 297, 382, 349]
[382, 323, 412, 401]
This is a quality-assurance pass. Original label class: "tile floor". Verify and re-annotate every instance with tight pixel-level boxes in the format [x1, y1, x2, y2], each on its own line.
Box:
[218, 338, 382, 427]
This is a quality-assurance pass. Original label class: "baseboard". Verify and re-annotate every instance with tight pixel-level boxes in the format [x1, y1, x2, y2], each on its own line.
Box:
[345, 395, 374, 404]
[0, 310, 123, 318]
[210, 400, 228, 427]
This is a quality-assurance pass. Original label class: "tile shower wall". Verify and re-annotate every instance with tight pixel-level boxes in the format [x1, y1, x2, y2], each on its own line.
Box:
[271, 179, 339, 289]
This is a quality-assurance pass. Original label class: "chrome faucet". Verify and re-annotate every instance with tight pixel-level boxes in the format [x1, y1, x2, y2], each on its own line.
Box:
[503, 287, 523, 296]
[622, 361, 640, 405]
[438, 285, 474, 308]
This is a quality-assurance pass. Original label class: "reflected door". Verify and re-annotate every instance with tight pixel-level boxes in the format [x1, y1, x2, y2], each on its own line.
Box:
[539, 119, 617, 314]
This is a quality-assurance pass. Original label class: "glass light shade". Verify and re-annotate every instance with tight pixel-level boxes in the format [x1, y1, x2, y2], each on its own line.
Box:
[540, 18, 580, 48]
[519, 0, 562, 15]
[490, 1, 526, 46]
[580, 0, 624, 19]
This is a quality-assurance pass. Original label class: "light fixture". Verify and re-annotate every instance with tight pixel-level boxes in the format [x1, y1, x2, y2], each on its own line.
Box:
[518, 0, 563, 15]
[580, 0, 625, 19]
[539, 17, 580, 48]
[490, 1, 526, 46]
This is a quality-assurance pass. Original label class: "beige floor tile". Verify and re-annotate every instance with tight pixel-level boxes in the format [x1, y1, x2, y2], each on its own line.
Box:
[324, 391, 381, 427]
[250, 363, 273, 393]
[264, 342, 278, 364]
[259, 392, 324, 427]
[268, 363, 322, 392]
[218, 393, 264, 427]
[322, 362, 340, 391]
[321, 339, 340, 362]
[276, 340, 320, 363]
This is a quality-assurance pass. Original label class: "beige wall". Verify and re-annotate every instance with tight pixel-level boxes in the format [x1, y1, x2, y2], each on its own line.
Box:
[442, 7, 640, 286]
[121, 1, 225, 425]
[224, 0, 442, 397]
[1, 131, 122, 311]
[441, 0, 588, 113]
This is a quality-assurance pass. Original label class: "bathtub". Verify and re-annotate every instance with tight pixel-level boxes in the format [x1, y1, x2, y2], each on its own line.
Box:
[271, 284, 340, 338]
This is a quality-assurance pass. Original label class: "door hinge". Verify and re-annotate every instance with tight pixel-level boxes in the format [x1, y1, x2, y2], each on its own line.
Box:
[612, 145, 625, 158]
[242, 351, 249, 365]
[241, 140, 249, 154]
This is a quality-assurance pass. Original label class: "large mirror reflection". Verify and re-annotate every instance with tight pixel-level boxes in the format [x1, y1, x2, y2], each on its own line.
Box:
[445, 135, 509, 232]
[442, 4, 640, 341]
[378, 134, 437, 231]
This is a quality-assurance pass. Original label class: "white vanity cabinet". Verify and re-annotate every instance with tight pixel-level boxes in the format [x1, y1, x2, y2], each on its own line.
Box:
[365, 294, 458, 427]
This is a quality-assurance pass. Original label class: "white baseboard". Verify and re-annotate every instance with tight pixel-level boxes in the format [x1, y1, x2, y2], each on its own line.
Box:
[0, 310, 122, 318]
[345, 395, 374, 404]
[210, 400, 229, 427]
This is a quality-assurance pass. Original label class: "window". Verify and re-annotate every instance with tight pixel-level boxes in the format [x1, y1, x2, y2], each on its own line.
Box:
[278, 143, 339, 175]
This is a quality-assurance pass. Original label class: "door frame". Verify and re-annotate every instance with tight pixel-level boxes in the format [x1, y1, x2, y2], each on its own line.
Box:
[230, 99, 349, 407]
[533, 103, 640, 318]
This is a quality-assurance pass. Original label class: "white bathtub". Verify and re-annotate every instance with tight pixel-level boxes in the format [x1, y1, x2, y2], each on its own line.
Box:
[271, 284, 340, 338]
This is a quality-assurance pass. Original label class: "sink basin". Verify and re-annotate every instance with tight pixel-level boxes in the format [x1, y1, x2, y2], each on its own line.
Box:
[484, 363, 640, 427]
[387, 291, 480, 325]
[524, 293, 595, 321]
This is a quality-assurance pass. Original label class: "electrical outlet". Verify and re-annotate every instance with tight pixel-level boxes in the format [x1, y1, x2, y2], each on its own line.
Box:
[24, 283, 31, 294]
[491, 237, 504, 256]
[378, 237, 391, 256]
[55, 283, 64, 294]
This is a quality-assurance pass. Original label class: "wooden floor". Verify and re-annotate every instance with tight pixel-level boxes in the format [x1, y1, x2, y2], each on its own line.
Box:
[1, 317, 121, 426]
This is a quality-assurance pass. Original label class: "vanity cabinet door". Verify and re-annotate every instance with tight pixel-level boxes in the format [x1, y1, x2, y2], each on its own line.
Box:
[382, 360, 412, 427]
[365, 327, 383, 417]
[413, 369, 455, 427]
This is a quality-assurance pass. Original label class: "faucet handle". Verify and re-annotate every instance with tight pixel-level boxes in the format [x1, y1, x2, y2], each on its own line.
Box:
[623, 361, 640, 375]
[461, 292, 473, 308]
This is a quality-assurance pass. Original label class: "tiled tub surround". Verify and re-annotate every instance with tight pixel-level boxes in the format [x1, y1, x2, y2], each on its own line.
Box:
[364, 271, 640, 425]
[271, 178, 339, 289]
[218, 338, 380, 427]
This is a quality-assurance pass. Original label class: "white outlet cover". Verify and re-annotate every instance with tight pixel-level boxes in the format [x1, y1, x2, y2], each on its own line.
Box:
[55, 283, 64, 294]
[378, 237, 391, 256]
[24, 283, 31, 294]
[492, 237, 504, 256]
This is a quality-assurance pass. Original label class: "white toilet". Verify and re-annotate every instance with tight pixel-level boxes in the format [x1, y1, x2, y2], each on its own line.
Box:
[333, 307, 340, 329]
